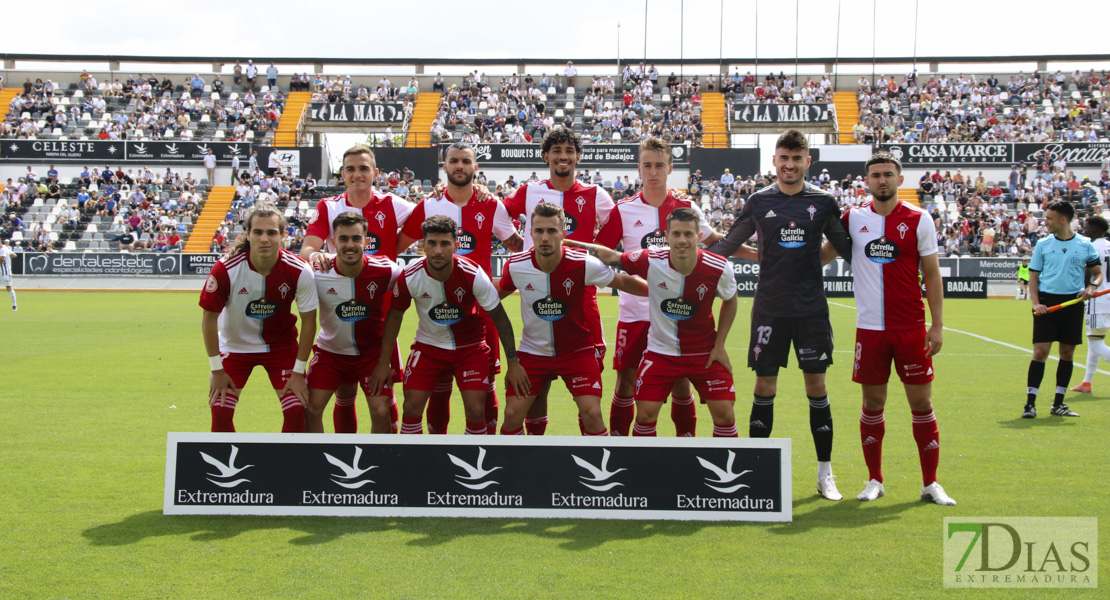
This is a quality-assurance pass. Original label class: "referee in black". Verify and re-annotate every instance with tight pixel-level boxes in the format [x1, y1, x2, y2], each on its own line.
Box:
[707, 129, 853, 500]
[1026, 200, 1101, 418]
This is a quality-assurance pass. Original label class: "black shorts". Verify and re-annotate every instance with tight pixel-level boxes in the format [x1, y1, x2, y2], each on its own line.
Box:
[1033, 292, 1084, 346]
[748, 312, 834, 376]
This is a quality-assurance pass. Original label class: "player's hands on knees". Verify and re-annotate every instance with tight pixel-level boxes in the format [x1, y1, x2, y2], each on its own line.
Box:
[209, 370, 238, 408]
[366, 361, 390, 396]
[505, 360, 531, 397]
[925, 325, 943, 358]
[1032, 302, 1048, 316]
[707, 345, 732, 373]
[282, 372, 309, 406]
[309, 252, 332, 273]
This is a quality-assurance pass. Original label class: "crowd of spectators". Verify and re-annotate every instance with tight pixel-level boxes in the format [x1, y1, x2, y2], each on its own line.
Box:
[720, 69, 834, 115]
[853, 69, 1108, 144]
[2, 72, 285, 142]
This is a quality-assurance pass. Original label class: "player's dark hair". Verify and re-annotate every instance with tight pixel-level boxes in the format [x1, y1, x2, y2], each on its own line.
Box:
[342, 145, 376, 167]
[443, 141, 477, 160]
[775, 129, 808, 152]
[542, 126, 582, 157]
[865, 151, 902, 174]
[531, 202, 566, 228]
[1045, 199, 1075, 221]
[667, 207, 700, 229]
[1086, 214, 1109, 237]
[421, 214, 458, 239]
[639, 136, 672, 164]
[229, 202, 287, 257]
[332, 211, 368, 234]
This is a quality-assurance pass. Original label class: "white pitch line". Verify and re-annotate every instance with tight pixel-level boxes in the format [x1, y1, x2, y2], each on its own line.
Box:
[827, 301, 1110, 377]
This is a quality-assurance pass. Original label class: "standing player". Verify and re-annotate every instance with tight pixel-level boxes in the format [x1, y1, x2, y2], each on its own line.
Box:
[503, 126, 615, 434]
[1016, 257, 1030, 300]
[0, 240, 15, 311]
[1026, 200, 1100, 418]
[200, 203, 319, 433]
[707, 129, 853, 500]
[498, 203, 648, 436]
[300, 145, 414, 433]
[838, 152, 956, 505]
[369, 215, 528, 435]
[594, 136, 722, 436]
[1071, 216, 1110, 394]
[569, 208, 740, 437]
[305, 212, 402, 434]
[397, 142, 524, 435]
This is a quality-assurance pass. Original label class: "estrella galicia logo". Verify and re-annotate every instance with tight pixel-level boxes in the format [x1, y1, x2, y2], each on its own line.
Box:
[564, 213, 578, 234]
[246, 298, 278, 319]
[336, 299, 369, 322]
[697, 450, 752, 493]
[641, 229, 668, 248]
[200, 445, 254, 488]
[430, 302, 462, 325]
[364, 232, 382, 255]
[533, 295, 567, 321]
[778, 221, 806, 248]
[456, 229, 476, 254]
[323, 446, 377, 489]
[865, 236, 899, 264]
[447, 447, 501, 490]
[572, 448, 626, 491]
[661, 297, 696, 320]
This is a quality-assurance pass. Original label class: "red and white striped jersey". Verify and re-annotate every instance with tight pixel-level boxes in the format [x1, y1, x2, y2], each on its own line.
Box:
[595, 191, 714, 323]
[503, 180, 614, 250]
[621, 248, 737, 357]
[843, 201, 937, 331]
[393, 255, 500, 350]
[305, 191, 415, 258]
[199, 249, 319, 353]
[499, 247, 616, 357]
[314, 255, 402, 355]
[400, 189, 517, 276]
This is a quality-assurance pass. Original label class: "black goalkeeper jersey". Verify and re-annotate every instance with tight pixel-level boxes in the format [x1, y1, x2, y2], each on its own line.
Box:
[707, 182, 851, 317]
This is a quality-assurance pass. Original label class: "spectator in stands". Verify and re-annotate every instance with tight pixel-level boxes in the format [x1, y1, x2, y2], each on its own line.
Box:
[204, 149, 217, 186]
[266, 63, 278, 90]
[246, 61, 258, 90]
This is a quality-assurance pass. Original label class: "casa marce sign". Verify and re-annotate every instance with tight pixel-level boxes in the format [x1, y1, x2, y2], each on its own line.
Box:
[880, 142, 1110, 166]
[164, 433, 793, 521]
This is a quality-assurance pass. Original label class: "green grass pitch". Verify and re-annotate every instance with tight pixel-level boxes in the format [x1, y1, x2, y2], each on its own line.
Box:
[1, 292, 1106, 598]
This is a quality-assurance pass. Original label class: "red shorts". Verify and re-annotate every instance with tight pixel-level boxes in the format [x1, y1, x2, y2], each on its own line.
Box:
[852, 327, 934, 385]
[403, 341, 490, 392]
[586, 286, 606, 371]
[479, 307, 501, 376]
[613, 320, 650, 371]
[220, 342, 297, 390]
[306, 346, 396, 398]
[634, 351, 735, 403]
[509, 348, 604, 399]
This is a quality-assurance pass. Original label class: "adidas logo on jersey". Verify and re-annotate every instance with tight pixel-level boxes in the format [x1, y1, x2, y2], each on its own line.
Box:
[237, 287, 249, 295]
[765, 210, 777, 218]
[657, 282, 668, 289]
[420, 292, 432, 299]
[326, 288, 338, 295]
[924, 440, 939, 451]
[633, 220, 644, 227]
[819, 353, 828, 360]
[859, 225, 870, 233]
[525, 283, 535, 291]
[863, 435, 879, 446]
[592, 382, 601, 389]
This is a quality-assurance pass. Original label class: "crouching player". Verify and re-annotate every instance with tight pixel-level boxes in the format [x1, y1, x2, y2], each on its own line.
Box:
[306, 212, 403, 433]
[369, 215, 529, 434]
[497, 203, 648, 435]
[200, 202, 318, 432]
[569, 208, 740, 437]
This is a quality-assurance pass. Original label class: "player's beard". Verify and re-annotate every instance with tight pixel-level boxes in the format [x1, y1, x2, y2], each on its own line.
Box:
[871, 188, 897, 202]
[777, 167, 803, 185]
[448, 170, 473, 186]
[551, 162, 575, 179]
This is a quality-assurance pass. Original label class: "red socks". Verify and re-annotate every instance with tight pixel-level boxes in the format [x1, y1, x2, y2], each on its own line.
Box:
[485, 387, 499, 435]
[426, 379, 452, 434]
[860, 406, 885, 483]
[671, 394, 697, 437]
[712, 423, 738, 437]
[279, 393, 305, 433]
[332, 393, 357, 434]
[912, 409, 940, 486]
[387, 395, 399, 434]
[632, 421, 657, 436]
[464, 420, 487, 435]
[609, 395, 635, 436]
[525, 416, 548, 435]
[210, 390, 239, 432]
[400, 416, 423, 434]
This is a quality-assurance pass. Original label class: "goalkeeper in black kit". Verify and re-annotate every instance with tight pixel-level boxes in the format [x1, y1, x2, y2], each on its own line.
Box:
[706, 129, 853, 501]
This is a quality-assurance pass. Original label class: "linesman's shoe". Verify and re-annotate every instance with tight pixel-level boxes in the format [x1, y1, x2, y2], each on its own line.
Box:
[11, 305, 15, 311]
[1050, 404, 1080, 417]
[921, 482, 957, 506]
[857, 479, 885, 501]
[817, 475, 843, 501]
[1070, 382, 1092, 394]
[1022, 404, 1037, 419]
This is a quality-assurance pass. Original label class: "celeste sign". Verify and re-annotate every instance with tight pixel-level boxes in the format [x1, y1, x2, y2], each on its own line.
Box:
[164, 433, 792, 521]
[0, 140, 250, 163]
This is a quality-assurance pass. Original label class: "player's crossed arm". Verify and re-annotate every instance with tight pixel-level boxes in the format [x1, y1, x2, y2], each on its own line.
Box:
[367, 308, 405, 396]
[563, 239, 622, 270]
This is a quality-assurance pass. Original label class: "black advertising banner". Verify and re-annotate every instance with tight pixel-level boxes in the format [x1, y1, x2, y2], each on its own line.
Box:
[732, 104, 831, 124]
[182, 254, 220, 276]
[164, 433, 793, 521]
[470, 143, 689, 166]
[823, 257, 1019, 281]
[881, 142, 1110, 166]
[308, 103, 406, 123]
[0, 140, 251, 164]
[21, 252, 182, 276]
[936, 277, 988, 298]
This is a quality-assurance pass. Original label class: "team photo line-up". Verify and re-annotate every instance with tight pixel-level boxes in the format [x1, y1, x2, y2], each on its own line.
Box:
[202, 126, 996, 505]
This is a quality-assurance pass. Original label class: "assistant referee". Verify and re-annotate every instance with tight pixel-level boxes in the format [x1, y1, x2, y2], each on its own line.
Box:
[1026, 200, 1102, 418]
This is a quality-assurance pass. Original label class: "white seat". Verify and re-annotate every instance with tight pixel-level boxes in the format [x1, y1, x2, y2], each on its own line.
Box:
[566, 86, 575, 95]
[245, 130, 255, 139]
[214, 129, 225, 139]
[547, 86, 556, 94]
[564, 101, 574, 110]
[259, 85, 269, 93]
[200, 114, 211, 123]
[64, 241, 77, 251]
[11, 231, 23, 241]
[555, 109, 564, 118]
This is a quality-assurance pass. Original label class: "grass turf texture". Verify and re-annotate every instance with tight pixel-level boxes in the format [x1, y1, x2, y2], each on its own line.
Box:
[1, 292, 1107, 599]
